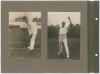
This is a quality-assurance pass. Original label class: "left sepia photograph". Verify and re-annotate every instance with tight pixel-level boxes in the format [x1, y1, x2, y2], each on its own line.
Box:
[9, 12, 41, 58]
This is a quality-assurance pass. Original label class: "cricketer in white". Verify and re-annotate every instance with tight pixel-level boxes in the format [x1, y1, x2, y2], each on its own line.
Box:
[26, 17, 38, 50]
[58, 21, 69, 58]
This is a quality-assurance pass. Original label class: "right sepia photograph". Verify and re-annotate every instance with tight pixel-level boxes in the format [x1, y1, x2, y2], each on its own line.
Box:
[47, 12, 80, 60]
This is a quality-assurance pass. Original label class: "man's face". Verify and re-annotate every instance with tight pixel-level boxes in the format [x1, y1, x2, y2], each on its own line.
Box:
[62, 22, 65, 27]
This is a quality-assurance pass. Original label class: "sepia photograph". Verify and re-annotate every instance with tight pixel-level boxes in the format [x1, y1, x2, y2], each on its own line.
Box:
[9, 12, 41, 58]
[48, 12, 80, 60]
[2, 1, 98, 73]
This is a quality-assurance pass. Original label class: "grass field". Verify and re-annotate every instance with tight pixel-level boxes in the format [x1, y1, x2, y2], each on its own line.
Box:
[9, 28, 41, 58]
[9, 28, 80, 60]
[48, 38, 80, 60]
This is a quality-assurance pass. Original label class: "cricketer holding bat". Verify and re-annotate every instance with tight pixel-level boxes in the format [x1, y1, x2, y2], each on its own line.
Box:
[25, 17, 38, 50]
[58, 21, 69, 58]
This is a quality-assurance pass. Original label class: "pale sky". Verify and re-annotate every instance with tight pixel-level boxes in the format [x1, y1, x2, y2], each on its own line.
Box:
[9, 12, 41, 28]
[48, 12, 80, 27]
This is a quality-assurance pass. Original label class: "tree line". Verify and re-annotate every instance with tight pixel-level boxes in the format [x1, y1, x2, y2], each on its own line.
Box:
[48, 24, 80, 38]
[15, 16, 41, 22]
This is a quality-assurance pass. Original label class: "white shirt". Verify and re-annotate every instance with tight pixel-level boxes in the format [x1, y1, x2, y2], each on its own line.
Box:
[59, 27, 68, 35]
[30, 22, 38, 35]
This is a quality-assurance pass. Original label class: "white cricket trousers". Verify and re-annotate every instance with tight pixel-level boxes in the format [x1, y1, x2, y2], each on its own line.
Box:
[28, 28, 37, 49]
[29, 34, 37, 49]
[59, 36, 69, 55]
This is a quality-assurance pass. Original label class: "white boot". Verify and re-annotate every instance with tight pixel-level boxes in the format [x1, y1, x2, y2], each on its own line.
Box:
[27, 46, 34, 50]
[66, 51, 69, 59]
[66, 54, 69, 58]
[57, 51, 61, 55]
